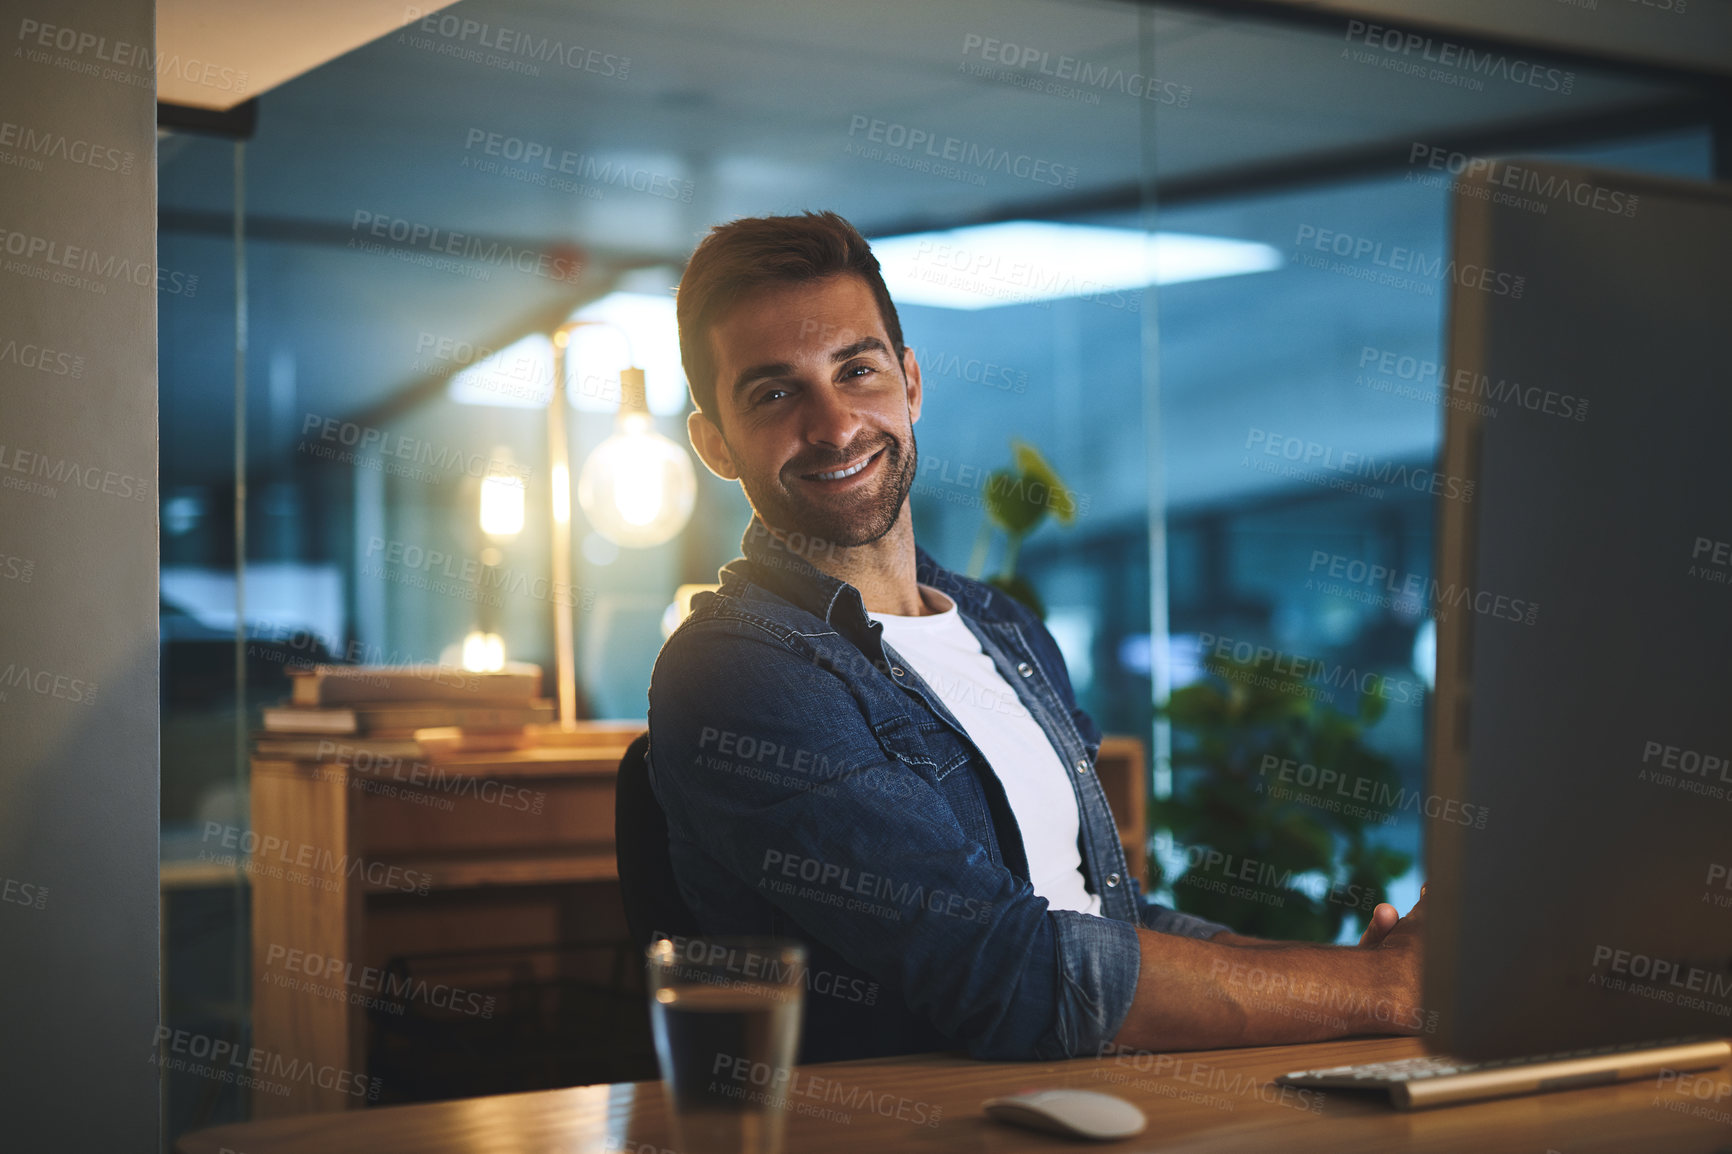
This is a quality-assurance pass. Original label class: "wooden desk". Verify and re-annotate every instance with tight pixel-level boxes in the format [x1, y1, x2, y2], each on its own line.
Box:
[174, 1035, 1732, 1153]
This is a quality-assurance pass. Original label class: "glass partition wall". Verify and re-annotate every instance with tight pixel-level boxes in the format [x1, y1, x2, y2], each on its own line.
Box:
[157, 125, 251, 1146]
[1129, 10, 1713, 944]
[155, 0, 1716, 1145]
[155, 0, 1164, 1145]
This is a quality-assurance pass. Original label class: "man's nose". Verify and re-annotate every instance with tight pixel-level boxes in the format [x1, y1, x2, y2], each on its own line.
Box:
[803, 381, 866, 449]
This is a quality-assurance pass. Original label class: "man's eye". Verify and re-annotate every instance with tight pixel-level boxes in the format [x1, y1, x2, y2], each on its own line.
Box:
[843, 363, 876, 379]
[753, 388, 788, 407]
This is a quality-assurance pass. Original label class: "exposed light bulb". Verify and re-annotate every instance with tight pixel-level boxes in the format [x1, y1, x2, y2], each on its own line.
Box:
[577, 372, 695, 548]
[614, 455, 665, 527]
[578, 427, 696, 546]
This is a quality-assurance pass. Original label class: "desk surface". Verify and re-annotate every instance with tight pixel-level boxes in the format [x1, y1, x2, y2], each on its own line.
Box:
[175, 1036, 1732, 1153]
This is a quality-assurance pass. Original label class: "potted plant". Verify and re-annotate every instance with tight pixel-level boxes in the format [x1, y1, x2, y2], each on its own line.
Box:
[1149, 651, 1412, 941]
[965, 439, 1079, 618]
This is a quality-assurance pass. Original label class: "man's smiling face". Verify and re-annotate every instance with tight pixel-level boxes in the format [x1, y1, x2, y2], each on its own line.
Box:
[689, 273, 922, 547]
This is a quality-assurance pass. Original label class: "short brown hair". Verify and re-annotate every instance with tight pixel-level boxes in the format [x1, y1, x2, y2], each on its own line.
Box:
[675, 211, 905, 422]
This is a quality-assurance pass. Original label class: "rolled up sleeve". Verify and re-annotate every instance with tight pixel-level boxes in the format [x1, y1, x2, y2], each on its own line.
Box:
[648, 622, 1138, 1061]
[1040, 909, 1140, 1060]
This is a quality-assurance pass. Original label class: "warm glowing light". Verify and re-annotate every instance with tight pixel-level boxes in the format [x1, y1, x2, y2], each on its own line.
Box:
[577, 422, 696, 548]
[479, 458, 526, 538]
[615, 458, 664, 526]
[461, 631, 505, 672]
[552, 462, 571, 525]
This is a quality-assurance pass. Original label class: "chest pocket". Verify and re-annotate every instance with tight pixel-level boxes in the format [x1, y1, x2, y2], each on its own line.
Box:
[870, 710, 973, 782]
[868, 706, 1003, 868]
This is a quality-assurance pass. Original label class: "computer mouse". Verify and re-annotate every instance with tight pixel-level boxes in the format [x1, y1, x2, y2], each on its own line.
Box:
[982, 1087, 1148, 1140]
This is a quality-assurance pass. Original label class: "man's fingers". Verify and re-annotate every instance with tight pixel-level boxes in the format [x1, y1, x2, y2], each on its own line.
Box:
[1358, 903, 1398, 947]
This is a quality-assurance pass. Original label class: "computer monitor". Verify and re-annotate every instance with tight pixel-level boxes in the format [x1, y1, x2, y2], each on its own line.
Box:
[1427, 159, 1732, 1059]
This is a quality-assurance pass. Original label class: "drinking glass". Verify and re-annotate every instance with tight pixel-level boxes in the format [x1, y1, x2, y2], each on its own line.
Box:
[646, 935, 806, 1154]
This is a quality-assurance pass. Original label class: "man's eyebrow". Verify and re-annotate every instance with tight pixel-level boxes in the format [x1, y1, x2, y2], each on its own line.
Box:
[727, 337, 892, 402]
[831, 336, 888, 362]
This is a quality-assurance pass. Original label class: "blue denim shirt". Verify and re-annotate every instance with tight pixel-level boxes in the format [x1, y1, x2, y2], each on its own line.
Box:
[646, 516, 1229, 1063]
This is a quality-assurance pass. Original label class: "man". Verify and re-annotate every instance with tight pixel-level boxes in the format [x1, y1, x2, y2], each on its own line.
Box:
[647, 211, 1423, 1063]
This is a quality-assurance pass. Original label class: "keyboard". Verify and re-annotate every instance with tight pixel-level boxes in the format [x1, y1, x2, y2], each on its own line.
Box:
[1274, 1037, 1731, 1109]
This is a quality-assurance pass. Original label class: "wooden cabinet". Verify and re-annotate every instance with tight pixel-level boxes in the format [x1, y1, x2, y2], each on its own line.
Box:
[248, 732, 637, 1117]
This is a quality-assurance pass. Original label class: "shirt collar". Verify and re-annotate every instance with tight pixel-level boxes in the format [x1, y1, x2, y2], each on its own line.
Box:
[724, 514, 999, 630]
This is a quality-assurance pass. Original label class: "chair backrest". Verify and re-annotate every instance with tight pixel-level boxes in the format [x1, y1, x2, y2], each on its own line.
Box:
[614, 731, 703, 951]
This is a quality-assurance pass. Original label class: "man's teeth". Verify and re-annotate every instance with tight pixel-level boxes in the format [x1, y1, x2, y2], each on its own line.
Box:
[814, 454, 873, 481]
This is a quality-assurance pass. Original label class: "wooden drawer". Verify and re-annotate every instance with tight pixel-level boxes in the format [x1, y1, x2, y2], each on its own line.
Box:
[358, 773, 616, 857]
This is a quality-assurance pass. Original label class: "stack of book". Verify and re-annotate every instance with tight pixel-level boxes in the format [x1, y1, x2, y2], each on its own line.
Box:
[256, 663, 551, 760]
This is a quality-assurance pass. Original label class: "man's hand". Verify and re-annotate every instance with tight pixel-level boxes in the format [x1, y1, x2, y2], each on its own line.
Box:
[1357, 885, 1426, 1034]
[1213, 882, 1423, 950]
[1359, 883, 1427, 948]
[1376, 887, 1426, 1027]
[1358, 903, 1400, 947]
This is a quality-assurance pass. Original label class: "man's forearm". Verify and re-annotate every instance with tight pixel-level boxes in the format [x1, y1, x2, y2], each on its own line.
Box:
[1111, 926, 1419, 1051]
[1209, 930, 1300, 948]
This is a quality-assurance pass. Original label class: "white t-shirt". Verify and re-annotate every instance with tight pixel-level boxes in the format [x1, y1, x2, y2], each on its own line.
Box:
[870, 584, 1102, 917]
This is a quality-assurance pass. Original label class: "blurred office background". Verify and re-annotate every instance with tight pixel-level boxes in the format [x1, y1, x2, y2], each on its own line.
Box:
[153, 0, 1721, 1142]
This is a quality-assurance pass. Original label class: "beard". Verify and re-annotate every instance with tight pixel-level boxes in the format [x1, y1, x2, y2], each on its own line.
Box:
[731, 426, 918, 549]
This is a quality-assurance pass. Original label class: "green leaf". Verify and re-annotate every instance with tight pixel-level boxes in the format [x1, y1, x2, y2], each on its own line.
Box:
[1011, 439, 1080, 525]
[984, 468, 1045, 536]
[1162, 684, 1225, 726]
[1358, 685, 1389, 725]
[985, 572, 1045, 617]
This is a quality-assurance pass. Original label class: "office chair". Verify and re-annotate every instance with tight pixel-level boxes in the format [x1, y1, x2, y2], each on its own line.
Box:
[614, 731, 704, 950]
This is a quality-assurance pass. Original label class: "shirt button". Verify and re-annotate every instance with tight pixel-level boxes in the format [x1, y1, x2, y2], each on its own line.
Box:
[1075, 758, 1090, 774]
[1016, 661, 1033, 678]
[1105, 873, 1121, 888]
[891, 666, 905, 677]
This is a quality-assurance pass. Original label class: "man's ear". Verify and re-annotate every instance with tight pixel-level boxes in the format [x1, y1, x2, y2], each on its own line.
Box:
[902, 345, 924, 425]
[687, 409, 740, 481]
